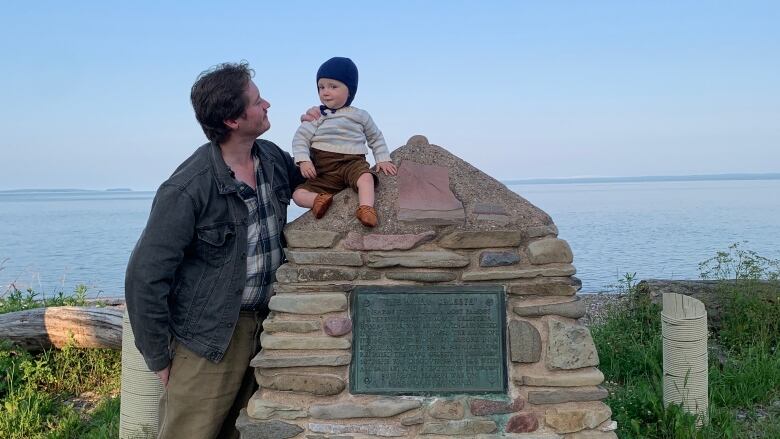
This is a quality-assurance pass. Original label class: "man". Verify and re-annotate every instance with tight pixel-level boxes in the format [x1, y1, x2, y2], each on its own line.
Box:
[125, 61, 304, 439]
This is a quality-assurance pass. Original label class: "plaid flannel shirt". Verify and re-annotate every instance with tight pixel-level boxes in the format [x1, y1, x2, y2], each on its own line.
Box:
[235, 153, 283, 310]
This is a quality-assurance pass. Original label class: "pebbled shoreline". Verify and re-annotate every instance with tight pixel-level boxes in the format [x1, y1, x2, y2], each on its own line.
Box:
[578, 292, 628, 326]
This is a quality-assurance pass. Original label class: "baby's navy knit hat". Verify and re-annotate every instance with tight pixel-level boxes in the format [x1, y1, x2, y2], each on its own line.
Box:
[317, 57, 359, 107]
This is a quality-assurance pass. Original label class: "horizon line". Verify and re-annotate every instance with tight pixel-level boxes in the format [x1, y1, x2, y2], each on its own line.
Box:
[1, 172, 779, 192]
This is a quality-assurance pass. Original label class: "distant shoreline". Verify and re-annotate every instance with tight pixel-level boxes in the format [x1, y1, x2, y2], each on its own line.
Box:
[1, 172, 779, 193]
[504, 172, 780, 185]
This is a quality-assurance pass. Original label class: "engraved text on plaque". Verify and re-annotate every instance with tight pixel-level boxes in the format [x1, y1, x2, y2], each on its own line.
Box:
[351, 286, 506, 394]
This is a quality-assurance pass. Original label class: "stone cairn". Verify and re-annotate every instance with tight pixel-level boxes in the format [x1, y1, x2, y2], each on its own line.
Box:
[238, 136, 617, 438]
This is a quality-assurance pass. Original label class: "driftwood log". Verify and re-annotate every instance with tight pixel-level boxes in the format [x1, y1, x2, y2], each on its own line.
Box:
[0, 306, 124, 350]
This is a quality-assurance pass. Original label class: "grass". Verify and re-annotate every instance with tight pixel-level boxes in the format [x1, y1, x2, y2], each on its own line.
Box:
[0, 285, 121, 438]
[593, 244, 780, 438]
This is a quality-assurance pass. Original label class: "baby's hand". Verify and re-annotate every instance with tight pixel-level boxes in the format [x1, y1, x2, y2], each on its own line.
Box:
[299, 161, 317, 179]
[300, 106, 321, 123]
[376, 161, 398, 176]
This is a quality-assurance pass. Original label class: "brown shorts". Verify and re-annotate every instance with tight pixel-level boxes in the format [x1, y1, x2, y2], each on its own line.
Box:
[296, 148, 378, 194]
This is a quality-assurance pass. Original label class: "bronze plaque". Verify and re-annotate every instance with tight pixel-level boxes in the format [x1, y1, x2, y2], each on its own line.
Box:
[350, 286, 506, 394]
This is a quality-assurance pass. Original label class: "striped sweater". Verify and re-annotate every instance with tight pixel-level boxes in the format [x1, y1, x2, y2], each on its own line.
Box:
[292, 106, 391, 164]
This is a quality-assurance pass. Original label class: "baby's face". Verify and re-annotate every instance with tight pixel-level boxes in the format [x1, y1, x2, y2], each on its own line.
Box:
[318, 78, 350, 109]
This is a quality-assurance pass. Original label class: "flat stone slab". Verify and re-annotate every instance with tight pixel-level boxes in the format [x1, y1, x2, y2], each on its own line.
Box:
[546, 318, 600, 370]
[428, 400, 464, 420]
[462, 265, 576, 281]
[568, 431, 618, 439]
[360, 269, 381, 280]
[344, 231, 436, 250]
[398, 208, 465, 225]
[256, 372, 345, 396]
[473, 202, 508, 215]
[367, 251, 469, 268]
[401, 411, 424, 426]
[251, 351, 351, 368]
[469, 397, 524, 416]
[274, 283, 355, 293]
[284, 250, 363, 266]
[528, 238, 574, 264]
[284, 230, 340, 248]
[246, 395, 307, 420]
[527, 224, 559, 238]
[310, 398, 421, 419]
[308, 422, 407, 437]
[544, 404, 612, 434]
[480, 250, 521, 267]
[513, 297, 586, 319]
[509, 320, 542, 363]
[508, 277, 582, 296]
[268, 294, 347, 314]
[236, 410, 303, 439]
[528, 387, 609, 404]
[262, 319, 319, 333]
[420, 419, 498, 435]
[438, 231, 524, 248]
[384, 271, 457, 282]
[519, 368, 604, 387]
[476, 213, 511, 225]
[275, 266, 358, 283]
[260, 333, 351, 350]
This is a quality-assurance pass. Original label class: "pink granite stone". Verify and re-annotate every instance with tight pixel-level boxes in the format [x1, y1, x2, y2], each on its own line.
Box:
[506, 413, 539, 433]
[398, 161, 464, 211]
[323, 318, 352, 336]
[343, 232, 364, 250]
[469, 397, 524, 416]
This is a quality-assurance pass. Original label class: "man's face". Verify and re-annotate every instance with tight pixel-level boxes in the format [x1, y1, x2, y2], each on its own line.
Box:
[240, 81, 271, 136]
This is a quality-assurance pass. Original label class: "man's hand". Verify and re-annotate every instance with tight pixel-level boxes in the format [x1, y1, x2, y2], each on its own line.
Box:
[300, 106, 321, 123]
[376, 161, 398, 176]
[299, 161, 317, 179]
[155, 365, 171, 388]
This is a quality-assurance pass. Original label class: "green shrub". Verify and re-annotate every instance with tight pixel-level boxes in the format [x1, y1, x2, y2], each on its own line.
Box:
[1, 285, 90, 315]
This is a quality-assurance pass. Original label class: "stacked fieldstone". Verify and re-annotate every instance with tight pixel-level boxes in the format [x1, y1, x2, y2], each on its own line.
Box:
[238, 136, 616, 438]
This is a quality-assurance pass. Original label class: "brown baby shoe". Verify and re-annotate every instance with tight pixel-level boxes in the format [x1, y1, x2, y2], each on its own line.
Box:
[356, 205, 378, 227]
[312, 193, 334, 219]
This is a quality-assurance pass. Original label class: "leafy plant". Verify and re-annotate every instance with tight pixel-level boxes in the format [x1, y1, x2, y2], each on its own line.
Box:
[699, 241, 780, 282]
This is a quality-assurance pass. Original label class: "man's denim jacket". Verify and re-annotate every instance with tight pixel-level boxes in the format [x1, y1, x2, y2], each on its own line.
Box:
[125, 139, 304, 372]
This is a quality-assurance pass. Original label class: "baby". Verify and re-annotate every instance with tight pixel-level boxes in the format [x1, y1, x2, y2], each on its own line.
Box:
[292, 57, 397, 227]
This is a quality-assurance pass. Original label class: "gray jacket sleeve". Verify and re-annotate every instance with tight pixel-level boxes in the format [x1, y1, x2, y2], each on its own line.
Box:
[125, 183, 196, 371]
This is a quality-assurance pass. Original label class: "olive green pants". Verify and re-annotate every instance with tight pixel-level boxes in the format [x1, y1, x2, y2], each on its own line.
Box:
[157, 312, 263, 439]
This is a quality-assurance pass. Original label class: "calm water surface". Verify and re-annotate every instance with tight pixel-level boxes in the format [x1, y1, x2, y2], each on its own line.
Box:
[1, 180, 778, 297]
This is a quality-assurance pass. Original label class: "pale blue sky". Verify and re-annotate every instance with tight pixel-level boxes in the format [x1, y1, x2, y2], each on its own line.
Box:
[1, 1, 778, 190]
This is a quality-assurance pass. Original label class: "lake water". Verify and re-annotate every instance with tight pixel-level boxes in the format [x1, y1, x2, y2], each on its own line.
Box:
[1, 180, 778, 297]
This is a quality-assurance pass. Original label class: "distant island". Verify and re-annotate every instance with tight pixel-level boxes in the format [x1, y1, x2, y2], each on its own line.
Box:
[503, 172, 780, 185]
